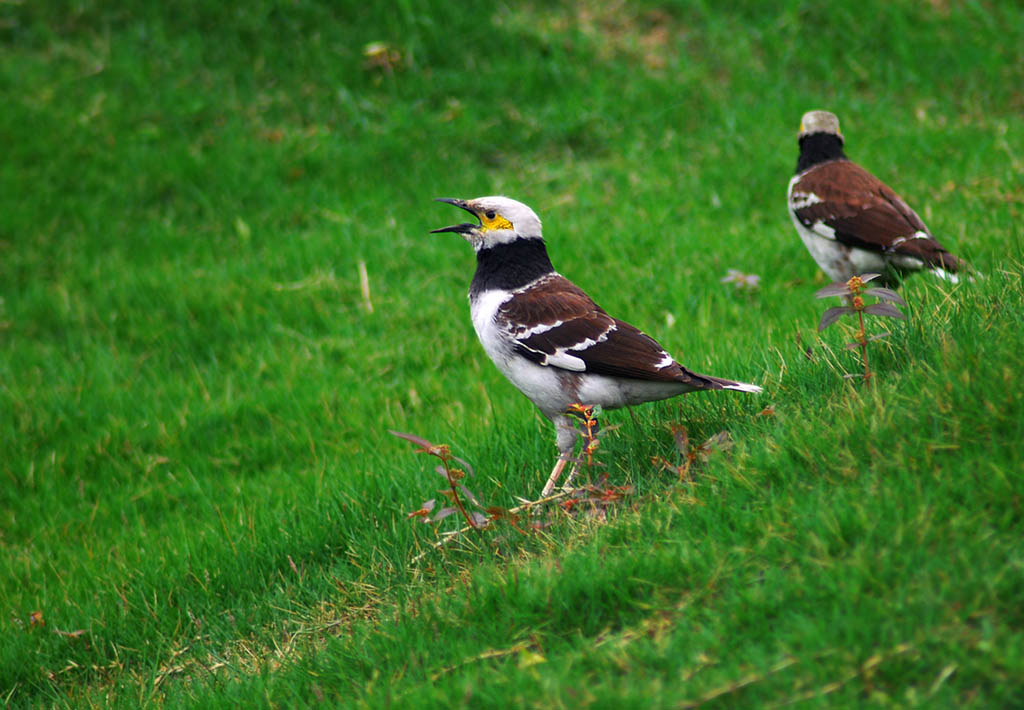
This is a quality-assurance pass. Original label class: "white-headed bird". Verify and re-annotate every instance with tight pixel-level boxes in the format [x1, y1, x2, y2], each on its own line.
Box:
[432, 196, 761, 496]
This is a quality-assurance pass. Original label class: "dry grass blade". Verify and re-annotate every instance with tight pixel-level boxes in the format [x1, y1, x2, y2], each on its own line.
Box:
[764, 642, 915, 709]
[676, 657, 799, 709]
[358, 260, 373, 313]
[430, 642, 534, 681]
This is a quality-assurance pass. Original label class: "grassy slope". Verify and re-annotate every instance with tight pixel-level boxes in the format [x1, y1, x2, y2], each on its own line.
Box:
[1, 0, 1022, 706]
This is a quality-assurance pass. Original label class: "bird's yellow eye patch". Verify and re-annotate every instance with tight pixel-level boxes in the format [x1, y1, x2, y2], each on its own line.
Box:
[480, 212, 513, 231]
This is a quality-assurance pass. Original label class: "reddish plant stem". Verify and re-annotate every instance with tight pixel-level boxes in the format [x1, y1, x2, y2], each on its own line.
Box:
[441, 457, 478, 530]
[857, 308, 872, 382]
[583, 415, 595, 467]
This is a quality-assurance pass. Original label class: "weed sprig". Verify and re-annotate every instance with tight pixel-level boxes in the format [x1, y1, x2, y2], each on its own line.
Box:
[390, 431, 488, 530]
[391, 403, 630, 560]
[816, 273, 907, 382]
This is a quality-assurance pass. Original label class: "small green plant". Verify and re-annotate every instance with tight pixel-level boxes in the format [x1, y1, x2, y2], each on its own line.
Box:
[816, 273, 907, 382]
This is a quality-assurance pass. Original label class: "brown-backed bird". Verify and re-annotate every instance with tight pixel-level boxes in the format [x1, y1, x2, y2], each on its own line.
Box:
[788, 110, 968, 286]
[432, 196, 761, 496]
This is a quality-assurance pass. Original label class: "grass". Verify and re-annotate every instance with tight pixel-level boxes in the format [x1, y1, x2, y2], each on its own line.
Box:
[1, 0, 1022, 706]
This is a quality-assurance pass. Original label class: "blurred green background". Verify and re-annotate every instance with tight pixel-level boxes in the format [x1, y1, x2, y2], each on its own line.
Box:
[2, 1, 1022, 706]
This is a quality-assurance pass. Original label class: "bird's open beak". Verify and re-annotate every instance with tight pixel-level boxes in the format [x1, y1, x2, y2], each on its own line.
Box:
[430, 197, 482, 235]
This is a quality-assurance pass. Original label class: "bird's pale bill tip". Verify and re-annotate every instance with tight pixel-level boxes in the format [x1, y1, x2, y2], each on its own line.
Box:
[434, 197, 462, 206]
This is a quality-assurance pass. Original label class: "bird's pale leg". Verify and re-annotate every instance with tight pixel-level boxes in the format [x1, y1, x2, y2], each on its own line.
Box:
[559, 458, 581, 491]
[540, 455, 569, 498]
[538, 414, 579, 498]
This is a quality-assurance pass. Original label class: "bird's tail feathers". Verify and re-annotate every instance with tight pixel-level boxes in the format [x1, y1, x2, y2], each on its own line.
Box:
[930, 265, 984, 284]
[721, 380, 763, 394]
[695, 373, 762, 394]
[929, 267, 960, 284]
[928, 247, 988, 284]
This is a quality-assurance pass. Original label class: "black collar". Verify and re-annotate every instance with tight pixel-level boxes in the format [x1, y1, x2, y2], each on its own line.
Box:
[470, 238, 555, 296]
[796, 133, 847, 173]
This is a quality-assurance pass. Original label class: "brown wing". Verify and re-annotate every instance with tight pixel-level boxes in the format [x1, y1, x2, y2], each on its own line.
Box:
[498, 275, 685, 382]
[792, 160, 962, 271]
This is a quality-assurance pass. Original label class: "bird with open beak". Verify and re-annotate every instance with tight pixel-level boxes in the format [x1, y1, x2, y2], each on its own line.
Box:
[432, 196, 761, 497]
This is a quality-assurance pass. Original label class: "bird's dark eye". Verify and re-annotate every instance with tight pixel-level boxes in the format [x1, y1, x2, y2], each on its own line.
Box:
[486, 211, 496, 220]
